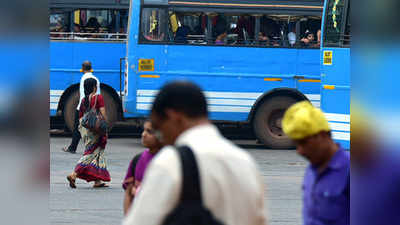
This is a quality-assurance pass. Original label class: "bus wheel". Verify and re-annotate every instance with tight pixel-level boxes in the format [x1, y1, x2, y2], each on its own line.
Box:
[63, 90, 79, 132]
[101, 89, 119, 131]
[253, 96, 297, 149]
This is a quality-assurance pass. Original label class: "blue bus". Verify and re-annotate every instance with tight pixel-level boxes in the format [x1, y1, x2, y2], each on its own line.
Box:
[320, 0, 350, 149]
[122, 0, 324, 148]
[50, 0, 129, 131]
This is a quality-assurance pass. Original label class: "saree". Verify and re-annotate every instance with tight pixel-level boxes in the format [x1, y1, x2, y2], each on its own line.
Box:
[74, 122, 111, 182]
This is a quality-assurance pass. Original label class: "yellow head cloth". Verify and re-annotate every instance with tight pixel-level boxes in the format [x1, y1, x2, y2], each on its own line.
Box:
[282, 101, 330, 140]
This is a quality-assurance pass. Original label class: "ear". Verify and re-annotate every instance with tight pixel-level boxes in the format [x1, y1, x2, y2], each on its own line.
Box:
[165, 109, 182, 122]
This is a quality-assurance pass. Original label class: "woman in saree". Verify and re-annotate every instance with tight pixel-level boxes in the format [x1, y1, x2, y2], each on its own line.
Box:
[67, 78, 110, 188]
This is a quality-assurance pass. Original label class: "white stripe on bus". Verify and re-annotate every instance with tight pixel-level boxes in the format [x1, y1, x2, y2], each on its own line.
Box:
[50, 96, 60, 103]
[329, 122, 350, 132]
[137, 96, 320, 108]
[137, 96, 256, 106]
[50, 90, 64, 96]
[137, 103, 252, 113]
[325, 113, 350, 123]
[137, 89, 320, 101]
[50, 103, 58, 110]
[332, 131, 350, 141]
[311, 101, 320, 108]
[305, 94, 321, 101]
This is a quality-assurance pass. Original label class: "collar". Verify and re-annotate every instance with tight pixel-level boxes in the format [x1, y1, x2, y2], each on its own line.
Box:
[175, 123, 219, 146]
[327, 146, 349, 170]
[84, 72, 93, 76]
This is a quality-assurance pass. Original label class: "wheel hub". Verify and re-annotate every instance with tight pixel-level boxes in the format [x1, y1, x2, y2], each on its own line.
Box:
[267, 109, 285, 138]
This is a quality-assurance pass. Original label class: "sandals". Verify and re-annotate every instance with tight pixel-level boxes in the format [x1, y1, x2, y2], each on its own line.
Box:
[62, 147, 76, 154]
[93, 182, 109, 188]
[67, 175, 76, 188]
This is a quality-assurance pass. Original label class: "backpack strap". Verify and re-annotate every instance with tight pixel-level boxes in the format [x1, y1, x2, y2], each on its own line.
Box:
[175, 146, 203, 203]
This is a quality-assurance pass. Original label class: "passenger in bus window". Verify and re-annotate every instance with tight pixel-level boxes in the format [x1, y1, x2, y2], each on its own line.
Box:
[258, 32, 269, 46]
[288, 27, 297, 47]
[144, 22, 165, 42]
[301, 31, 315, 47]
[215, 30, 227, 45]
[270, 35, 281, 47]
[174, 15, 190, 43]
[72, 23, 86, 40]
[312, 29, 321, 48]
[86, 17, 101, 39]
[56, 26, 68, 39]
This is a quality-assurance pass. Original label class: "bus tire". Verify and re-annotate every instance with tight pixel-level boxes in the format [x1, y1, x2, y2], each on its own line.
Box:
[252, 96, 297, 149]
[63, 89, 119, 132]
[63, 90, 80, 132]
[101, 89, 118, 131]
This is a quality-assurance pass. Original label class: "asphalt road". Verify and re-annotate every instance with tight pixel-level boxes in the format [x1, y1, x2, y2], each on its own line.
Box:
[50, 136, 307, 225]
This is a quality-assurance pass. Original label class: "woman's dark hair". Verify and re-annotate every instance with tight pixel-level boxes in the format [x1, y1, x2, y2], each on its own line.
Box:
[83, 78, 97, 110]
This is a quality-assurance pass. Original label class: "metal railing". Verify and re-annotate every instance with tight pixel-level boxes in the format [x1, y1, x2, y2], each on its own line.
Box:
[49, 32, 127, 41]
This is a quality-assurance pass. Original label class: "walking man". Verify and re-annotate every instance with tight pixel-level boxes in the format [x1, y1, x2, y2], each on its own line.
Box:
[123, 81, 267, 225]
[62, 61, 100, 153]
[282, 101, 350, 225]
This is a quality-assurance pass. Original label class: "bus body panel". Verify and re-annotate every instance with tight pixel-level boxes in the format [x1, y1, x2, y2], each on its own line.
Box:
[124, 44, 321, 121]
[50, 41, 126, 115]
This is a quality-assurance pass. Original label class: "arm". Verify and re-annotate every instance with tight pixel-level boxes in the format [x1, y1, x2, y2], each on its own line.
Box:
[99, 106, 108, 122]
[123, 183, 135, 215]
[77, 76, 85, 110]
[97, 95, 108, 122]
[123, 148, 181, 225]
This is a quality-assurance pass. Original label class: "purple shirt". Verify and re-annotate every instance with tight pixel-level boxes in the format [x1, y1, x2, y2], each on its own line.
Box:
[122, 152, 142, 190]
[135, 149, 156, 183]
[302, 147, 350, 225]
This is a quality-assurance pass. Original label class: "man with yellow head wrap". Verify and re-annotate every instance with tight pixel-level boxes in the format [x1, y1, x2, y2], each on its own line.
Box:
[282, 101, 349, 225]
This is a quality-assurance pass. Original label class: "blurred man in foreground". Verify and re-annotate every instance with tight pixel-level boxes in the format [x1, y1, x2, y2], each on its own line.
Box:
[122, 80, 267, 225]
[351, 105, 400, 225]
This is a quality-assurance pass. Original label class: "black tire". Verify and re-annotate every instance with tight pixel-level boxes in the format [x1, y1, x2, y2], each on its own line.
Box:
[253, 96, 298, 149]
[63, 88, 119, 132]
[101, 89, 119, 131]
[63, 90, 79, 132]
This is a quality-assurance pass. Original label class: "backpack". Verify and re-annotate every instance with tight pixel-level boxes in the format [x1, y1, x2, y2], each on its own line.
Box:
[163, 146, 225, 225]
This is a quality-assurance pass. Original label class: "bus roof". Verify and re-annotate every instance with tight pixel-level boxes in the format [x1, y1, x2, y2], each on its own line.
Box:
[50, 0, 129, 9]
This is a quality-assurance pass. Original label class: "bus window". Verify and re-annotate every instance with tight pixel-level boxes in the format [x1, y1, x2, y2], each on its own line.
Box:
[50, 8, 128, 41]
[343, 3, 351, 47]
[50, 11, 70, 39]
[140, 8, 166, 42]
[213, 14, 256, 46]
[118, 9, 129, 39]
[260, 15, 282, 47]
[298, 17, 321, 48]
[168, 11, 208, 44]
[75, 9, 112, 39]
[323, 0, 346, 47]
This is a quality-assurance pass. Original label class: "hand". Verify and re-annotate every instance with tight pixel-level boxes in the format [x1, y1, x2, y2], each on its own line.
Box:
[130, 185, 137, 197]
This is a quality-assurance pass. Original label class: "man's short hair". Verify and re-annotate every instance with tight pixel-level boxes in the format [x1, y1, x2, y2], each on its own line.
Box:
[151, 81, 208, 119]
[82, 61, 92, 71]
